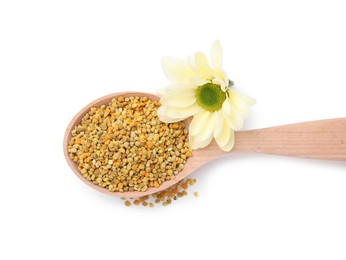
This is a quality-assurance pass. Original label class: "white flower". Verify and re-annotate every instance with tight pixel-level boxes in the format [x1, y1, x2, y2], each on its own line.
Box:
[157, 41, 255, 151]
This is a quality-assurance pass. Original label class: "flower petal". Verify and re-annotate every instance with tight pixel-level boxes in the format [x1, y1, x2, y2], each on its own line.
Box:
[189, 110, 210, 136]
[194, 52, 214, 79]
[161, 57, 197, 83]
[198, 112, 216, 142]
[157, 88, 167, 97]
[224, 98, 244, 130]
[219, 130, 235, 151]
[214, 68, 229, 88]
[222, 98, 231, 117]
[189, 132, 213, 149]
[211, 40, 222, 69]
[230, 110, 244, 130]
[188, 55, 198, 73]
[158, 84, 196, 100]
[212, 78, 227, 92]
[160, 95, 196, 108]
[213, 110, 224, 138]
[163, 84, 197, 96]
[158, 103, 201, 123]
[157, 106, 186, 123]
[165, 103, 201, 119]
[191, 77, 208, 86]
[215, 117, 231, 147]
[229, 89, 256, 106]
[228, 89, 256, 118]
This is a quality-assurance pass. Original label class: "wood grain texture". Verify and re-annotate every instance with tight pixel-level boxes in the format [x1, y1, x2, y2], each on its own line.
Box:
[64, 92, 346, 198]
[233, 118, 346, 160]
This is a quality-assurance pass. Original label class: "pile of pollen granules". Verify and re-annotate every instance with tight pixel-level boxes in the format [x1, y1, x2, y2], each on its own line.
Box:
[68, 96, 194, 198]
[123, 178, 198, 207]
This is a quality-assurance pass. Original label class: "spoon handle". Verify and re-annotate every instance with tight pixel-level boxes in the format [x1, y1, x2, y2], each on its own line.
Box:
[234, 118, 346, 160]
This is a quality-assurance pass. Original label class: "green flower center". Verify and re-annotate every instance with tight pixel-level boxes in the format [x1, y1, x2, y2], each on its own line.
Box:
[195, 83, 226, 112]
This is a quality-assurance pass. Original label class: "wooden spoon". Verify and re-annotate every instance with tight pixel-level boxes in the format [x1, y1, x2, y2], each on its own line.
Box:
[63, 92, 346, 198]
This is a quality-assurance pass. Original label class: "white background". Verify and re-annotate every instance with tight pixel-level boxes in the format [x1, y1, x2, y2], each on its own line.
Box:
[1, 0, 346, 259]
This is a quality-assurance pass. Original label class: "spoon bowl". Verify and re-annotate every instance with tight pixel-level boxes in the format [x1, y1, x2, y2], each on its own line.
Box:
[64, 92, 346, 198]
[64, 91, 206, 198]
